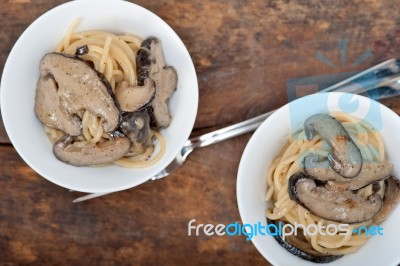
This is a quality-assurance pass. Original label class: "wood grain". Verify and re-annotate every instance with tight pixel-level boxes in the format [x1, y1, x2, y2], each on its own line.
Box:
[0, 0, 400, 265]
[0, 137, 267, 265]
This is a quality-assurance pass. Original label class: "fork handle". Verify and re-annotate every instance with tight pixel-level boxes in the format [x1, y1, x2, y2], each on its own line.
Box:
[187, 62, 400, 151]
[188, 110, 274, 150]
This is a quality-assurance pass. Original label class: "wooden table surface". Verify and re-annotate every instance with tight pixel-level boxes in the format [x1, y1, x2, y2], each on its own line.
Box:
[1, 0, 400, 265]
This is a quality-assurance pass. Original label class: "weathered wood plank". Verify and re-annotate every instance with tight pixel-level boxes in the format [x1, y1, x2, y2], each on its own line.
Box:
[0, 0, 400, 264]
[0, 137, 268, 265]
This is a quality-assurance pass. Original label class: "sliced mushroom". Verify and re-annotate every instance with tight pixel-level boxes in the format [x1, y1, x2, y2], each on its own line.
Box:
[120, 110, 152, 154]
[304, 114, 362, 178]
[304, 154, 393, 190]
[53, 134, 131, 166]
[137, 37, 178, 129]
[35, 75, 82, 136]
[288, 172, 383, 224]
[267, 219, 342, 263]
[374, 176, 400, 224]
[75, 45, 89, 56]
[115, 78, 155, 112]
[35, 53, 120, 134]
[136, 38, 152, 85]
[372, 181, 382, 193]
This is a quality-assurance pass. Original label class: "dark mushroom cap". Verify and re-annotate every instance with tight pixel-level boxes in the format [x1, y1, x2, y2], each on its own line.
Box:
[35, 53, 120, 134]
[120, 110, 152, 154]
[304, 154, 393, 190]
[304, 114, 362, 178]
[374, 176, 400, 224]
[288, 172, 383, 224]
[53, 134, 131, 166]
[115, 78, 155, 112]
[35, 75, 82, 136]
[75, 45, 89, 56]
[136, 37, 177, 129]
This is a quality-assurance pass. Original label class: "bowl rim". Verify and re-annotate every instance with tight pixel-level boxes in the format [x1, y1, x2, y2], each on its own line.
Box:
[237, 92, 400, 265]
[0, 0, 199, 193]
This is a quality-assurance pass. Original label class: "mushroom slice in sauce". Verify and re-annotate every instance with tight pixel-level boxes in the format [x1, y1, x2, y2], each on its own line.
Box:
[115, 78, 155, 112]
[53, 134, 131, 166]
[120, 110, 152, 154]
[304, 154, 393, 190]
[75, 45, 89, 56]
[137, 37, 178, 129]
[288, 172, 383, 224]
[36, 53, 120, 133]
[35, 75, 82, 136]
[304, 114, 362, 178]
[267, 219, 342, 263]
[374, 176, 400, 224]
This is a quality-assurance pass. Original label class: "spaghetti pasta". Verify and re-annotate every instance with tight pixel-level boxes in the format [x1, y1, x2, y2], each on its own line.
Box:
[265, 113, 387, 256]
[43, 20, 167, 167]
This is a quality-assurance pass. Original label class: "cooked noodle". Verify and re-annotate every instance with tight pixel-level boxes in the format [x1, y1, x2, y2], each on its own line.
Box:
[265, 112, 386, 255]
[45, 19, 166, 168]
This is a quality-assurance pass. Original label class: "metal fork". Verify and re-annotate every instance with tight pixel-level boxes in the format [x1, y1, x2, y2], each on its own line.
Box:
[73, 58, 400, 203]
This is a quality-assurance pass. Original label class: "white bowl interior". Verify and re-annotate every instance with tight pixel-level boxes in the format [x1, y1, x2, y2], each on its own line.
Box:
[0, 0, 198, 193]
[237, 92, 400, 266]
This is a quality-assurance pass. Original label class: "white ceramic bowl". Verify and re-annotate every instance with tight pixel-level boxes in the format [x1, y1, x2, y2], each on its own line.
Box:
[0, 0, 198, 193]
[237, 92, 400, 266]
